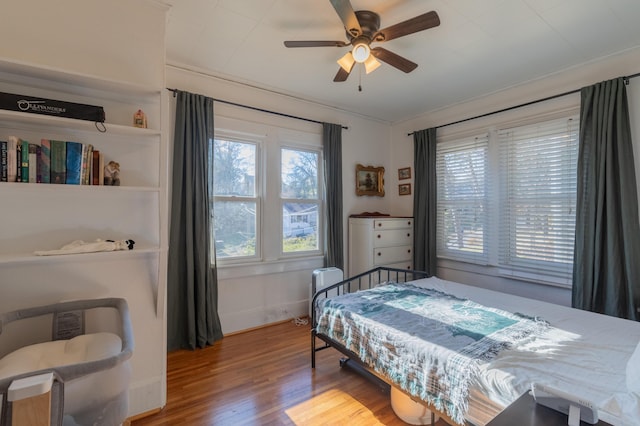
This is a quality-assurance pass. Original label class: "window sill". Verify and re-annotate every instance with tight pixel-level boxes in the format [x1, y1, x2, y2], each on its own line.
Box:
[438, 258, 572, 289]
[215, 256, 324, 280]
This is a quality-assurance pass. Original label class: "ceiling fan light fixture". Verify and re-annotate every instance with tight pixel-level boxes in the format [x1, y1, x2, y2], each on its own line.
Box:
[364, 55, 381, 74]
[352, 42, 370, 63]
[337, 51, 355, 72]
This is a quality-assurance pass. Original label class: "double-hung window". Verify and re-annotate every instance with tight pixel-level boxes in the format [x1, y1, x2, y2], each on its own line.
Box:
[436, 114, 579, 285]
[436, 133, 490, 264]
[212, 138, 259, 260]
[498, 116, 578, 282]
[281, 147, 321, 254]
[211, 118, 323, 266]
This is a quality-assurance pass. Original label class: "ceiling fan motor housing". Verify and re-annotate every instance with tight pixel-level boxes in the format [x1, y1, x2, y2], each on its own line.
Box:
[349, 10, 380, 40]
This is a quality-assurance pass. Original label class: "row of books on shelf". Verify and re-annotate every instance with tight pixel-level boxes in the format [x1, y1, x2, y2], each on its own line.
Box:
[0, 137, 106, 185]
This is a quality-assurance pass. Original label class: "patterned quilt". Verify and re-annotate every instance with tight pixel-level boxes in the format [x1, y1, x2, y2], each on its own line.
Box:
[316, 282, 548, 424]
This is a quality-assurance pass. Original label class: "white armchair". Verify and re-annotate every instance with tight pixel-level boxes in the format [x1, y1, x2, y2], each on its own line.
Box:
[0, 298, 134, 426]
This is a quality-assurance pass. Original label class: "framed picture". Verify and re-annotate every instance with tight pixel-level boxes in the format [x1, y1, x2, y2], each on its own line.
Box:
[355, 164, 385, 196]
[399, 183, 411, 196]
[398, 167, 411, 180]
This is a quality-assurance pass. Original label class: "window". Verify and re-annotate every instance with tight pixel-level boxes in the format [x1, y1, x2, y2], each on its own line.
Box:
[498, 117, 578, 281]
[436, 134, 489, 264]
[436, 114, 578, 284]
[210, 118, 323, 266]
[281, 148, 320, 254]
[212, 139, 258, 260]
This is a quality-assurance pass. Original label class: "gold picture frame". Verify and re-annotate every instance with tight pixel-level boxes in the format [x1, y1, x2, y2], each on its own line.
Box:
[398, 167, 411, 180]
[399, 183, 411, 196]
[355, 164, 385, 196]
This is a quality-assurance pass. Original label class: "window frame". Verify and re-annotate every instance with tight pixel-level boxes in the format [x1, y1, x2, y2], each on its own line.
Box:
[211, 116, 324, 268]
[279, 145, 323, 258]
[435, 112, 579, 287]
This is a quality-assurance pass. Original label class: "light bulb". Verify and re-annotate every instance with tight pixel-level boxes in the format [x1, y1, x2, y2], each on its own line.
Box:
[352, 43, 370, 63]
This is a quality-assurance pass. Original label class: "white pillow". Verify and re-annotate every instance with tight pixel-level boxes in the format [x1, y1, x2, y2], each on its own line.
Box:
[626, 341, 640, 392]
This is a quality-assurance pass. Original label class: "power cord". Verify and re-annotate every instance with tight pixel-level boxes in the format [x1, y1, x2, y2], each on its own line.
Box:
[293, 317, 309, 326]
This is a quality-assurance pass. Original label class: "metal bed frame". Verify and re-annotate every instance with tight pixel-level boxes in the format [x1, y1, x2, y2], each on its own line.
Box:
[310, 266, 430, 368]
[310, 266, 463, 426]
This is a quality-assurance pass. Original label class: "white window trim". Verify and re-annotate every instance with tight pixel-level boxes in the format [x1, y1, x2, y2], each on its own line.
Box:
[212, 115, 324, 269]
[436, 107, 580, 288]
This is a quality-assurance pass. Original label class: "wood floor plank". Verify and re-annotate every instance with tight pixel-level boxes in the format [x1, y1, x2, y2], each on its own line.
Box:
[133, 320, 449, 426]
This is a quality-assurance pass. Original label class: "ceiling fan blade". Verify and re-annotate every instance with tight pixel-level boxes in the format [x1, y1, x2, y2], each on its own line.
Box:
[374, 11, 440, 42]
[329, 0, 361, 37]
[333, 65, 352, 82]
[371, 47, 418, 73]
[284, 40, 348, 48]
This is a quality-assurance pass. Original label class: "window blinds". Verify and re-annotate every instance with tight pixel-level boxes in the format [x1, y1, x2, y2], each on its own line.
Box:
[436, 133, 490, 264]
[497, 116, 578, 282]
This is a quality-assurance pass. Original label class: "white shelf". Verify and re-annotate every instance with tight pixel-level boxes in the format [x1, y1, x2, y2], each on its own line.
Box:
[0, 57, 161, 99]
[0, 109, 161, 137]
[0, 246, 161, 265]
[0, 181, 160, 193]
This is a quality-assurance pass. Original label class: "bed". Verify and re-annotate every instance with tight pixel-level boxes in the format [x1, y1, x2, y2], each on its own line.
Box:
[311, 267, 640, 426]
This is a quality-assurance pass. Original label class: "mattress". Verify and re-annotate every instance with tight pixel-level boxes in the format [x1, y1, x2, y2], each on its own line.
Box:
[317, 276, 640, 425]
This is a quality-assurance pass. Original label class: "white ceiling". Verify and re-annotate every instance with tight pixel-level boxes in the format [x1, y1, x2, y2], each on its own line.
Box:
[165, 0, 640, 123]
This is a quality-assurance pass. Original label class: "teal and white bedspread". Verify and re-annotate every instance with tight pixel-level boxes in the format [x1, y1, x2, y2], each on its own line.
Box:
[316, 282, 548, 424]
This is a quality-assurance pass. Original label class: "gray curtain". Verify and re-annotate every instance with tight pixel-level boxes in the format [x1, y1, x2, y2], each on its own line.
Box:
[322, 123, 344, 270]
[573, 77, 640, 320]
[168, 90, 223, 350]
[413, 128, 438, 276]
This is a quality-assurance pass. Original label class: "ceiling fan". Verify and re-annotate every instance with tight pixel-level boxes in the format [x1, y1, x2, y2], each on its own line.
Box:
[284, 0, 440, 82]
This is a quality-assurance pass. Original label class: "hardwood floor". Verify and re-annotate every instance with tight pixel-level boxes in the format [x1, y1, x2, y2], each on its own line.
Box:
[133, 319, 449, 426]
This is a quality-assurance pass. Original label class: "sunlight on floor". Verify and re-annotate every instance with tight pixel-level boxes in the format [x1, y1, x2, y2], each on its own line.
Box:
[285, 388, 387, 425]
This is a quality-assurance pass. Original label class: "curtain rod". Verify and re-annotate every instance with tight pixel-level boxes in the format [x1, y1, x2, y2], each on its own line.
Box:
[166, 88, 348, 130]
[407, 72, 640, 136]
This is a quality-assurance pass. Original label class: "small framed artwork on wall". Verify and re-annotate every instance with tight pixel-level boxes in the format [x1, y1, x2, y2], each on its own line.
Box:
[399, 183, 411, 196]
[398, 167, 411, 180]
[356, 164, 385, 196]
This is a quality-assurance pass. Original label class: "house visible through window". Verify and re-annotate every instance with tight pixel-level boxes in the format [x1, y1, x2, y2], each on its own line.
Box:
[211, 119, 323, 265]
[436, 114, 578, 285]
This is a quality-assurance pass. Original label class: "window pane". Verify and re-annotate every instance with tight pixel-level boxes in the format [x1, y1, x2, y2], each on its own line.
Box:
[282, 202, 318, 252]
[213, 139, 256, 196]
[498, 116, 578, 279]
[281, 148, 318, 199]
[436, 135, 489, 263]
[213, 201, 256, 258]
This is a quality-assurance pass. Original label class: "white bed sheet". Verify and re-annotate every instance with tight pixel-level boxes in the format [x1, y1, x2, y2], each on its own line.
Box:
[411, 276, 640, 426]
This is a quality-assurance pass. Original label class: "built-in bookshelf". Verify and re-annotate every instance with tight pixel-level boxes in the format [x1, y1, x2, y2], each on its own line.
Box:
[0, 58, 163, 266]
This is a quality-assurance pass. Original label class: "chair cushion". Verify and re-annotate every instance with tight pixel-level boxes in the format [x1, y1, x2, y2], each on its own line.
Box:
[0, 332, 122, 379]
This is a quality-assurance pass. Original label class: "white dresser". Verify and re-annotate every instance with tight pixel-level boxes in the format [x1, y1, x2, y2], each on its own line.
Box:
[348, 216, 414, 277]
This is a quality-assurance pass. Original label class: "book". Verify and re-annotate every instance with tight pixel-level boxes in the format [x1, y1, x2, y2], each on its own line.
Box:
[91, 150, 101, 185]
[65, 141, 83, 185]
[80, 143, 93, 185]
[20, 139, 29, 182]
[28, 143, 38, 183]
[15, 141, 21, 182]
[39, 139, 51, 183]
[50, 140, 67, 184]
[6, 136, 18, 182]
[0, 141, 7, 182]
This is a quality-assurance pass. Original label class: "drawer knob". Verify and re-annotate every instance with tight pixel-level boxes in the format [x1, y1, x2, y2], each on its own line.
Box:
[377, 234, 381, 239]
[408, 221, 412, 226]
[407, 233, 410, 237]
[407, 249, 411, 253]
[377, 223, 382, 227]
[377, 252, 381, 256]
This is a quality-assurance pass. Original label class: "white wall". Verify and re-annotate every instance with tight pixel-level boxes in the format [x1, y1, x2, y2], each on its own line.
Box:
[1, 0, 168, 417]
[166, 65, 394, 334]
[389, 47, 640, 306]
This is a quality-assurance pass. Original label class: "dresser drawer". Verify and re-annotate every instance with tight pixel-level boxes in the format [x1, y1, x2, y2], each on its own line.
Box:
[384, 261, 413, 271]
[373, 229, 413, 248]
[373, 218, 413, 230]
[373, 245, 412, 265]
